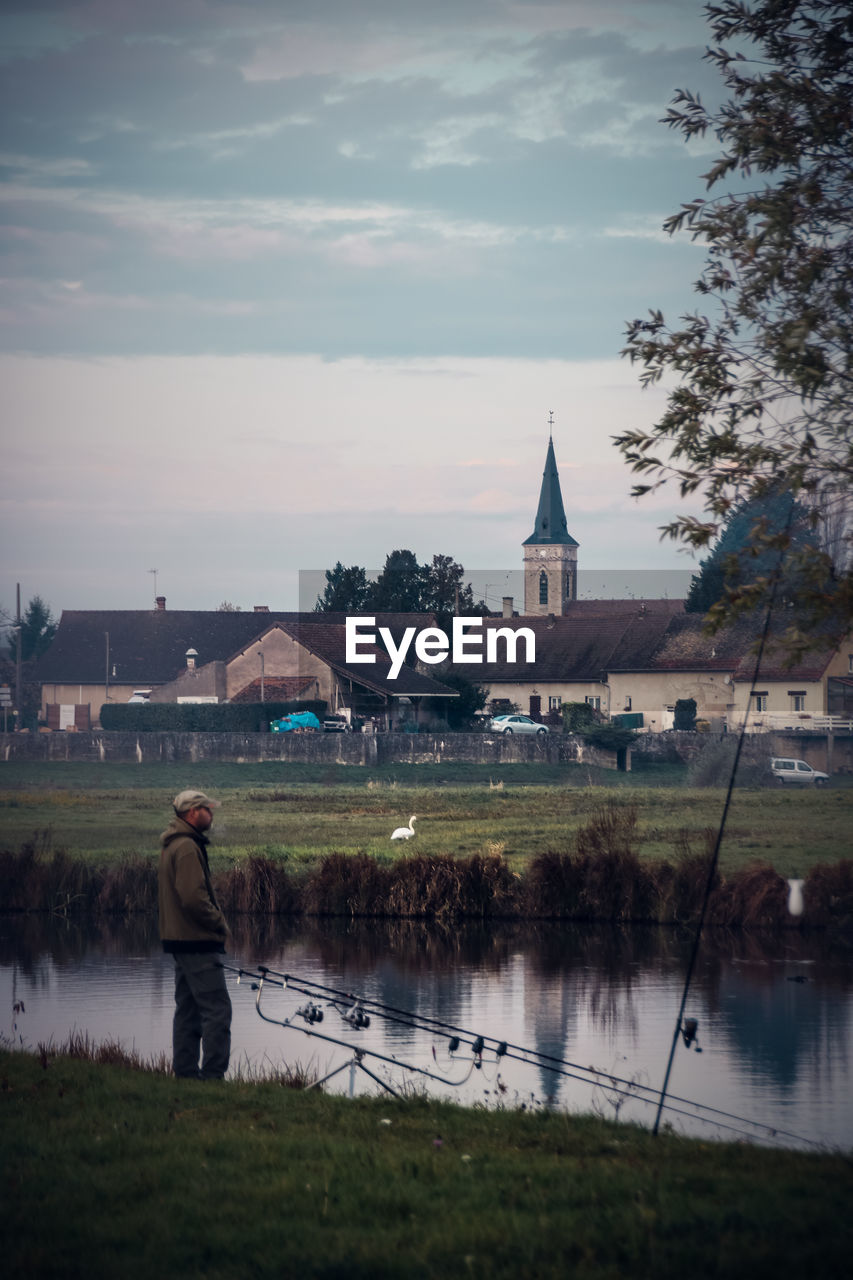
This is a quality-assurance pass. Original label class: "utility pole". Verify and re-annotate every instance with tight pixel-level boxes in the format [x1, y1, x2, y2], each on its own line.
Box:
[15, 583, 22, 732]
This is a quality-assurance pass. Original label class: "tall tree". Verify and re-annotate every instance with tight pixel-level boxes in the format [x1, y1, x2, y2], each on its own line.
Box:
[20, 595, 57, 661]
[685, 489, 815, 612]
[315, 550, 486, 617]
[367, 550, 427, 612]
[421, 554, 484, 623]
[314, 563, 371, 612]
[617, 0, 853, 646]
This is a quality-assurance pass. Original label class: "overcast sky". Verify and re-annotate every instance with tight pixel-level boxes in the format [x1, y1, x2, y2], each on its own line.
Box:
[1, 0, 721, 617]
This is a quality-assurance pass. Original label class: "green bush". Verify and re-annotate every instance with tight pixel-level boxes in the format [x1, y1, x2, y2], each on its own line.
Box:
[562, 701, 596, 733]
[674, 698, 697, 731]
[99, 700, 327, 732]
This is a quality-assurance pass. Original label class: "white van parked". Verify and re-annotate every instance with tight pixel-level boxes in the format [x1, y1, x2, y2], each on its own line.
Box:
[770, 757, 829, 787]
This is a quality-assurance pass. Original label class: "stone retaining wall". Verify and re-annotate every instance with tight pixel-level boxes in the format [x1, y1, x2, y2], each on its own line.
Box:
[0, 730, 617, 769]
[2, 728, 848, 771]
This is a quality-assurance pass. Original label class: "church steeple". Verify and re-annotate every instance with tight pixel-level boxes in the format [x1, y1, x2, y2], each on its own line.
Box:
[522, 425, 579, 615]
[522, 435, 578, 548]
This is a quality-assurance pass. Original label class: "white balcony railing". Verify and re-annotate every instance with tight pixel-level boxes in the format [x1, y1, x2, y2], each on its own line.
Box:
[742, 713, 853, 734]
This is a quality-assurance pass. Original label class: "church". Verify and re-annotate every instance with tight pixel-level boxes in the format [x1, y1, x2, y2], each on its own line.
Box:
[33, 435, 850, 734]
[472, 435, 849, 732]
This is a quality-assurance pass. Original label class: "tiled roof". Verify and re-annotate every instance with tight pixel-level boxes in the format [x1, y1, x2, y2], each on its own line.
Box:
[230, 676, 315, 703]
[447, 601, 684, 682]
[34, 609, 455, 700]
[626, 612, 840, 680]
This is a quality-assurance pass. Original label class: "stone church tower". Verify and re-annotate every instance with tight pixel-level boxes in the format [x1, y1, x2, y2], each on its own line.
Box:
[523, 435, 579, 615]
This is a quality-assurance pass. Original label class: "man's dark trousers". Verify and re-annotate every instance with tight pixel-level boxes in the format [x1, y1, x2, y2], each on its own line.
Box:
[172, 952, 231, 1080]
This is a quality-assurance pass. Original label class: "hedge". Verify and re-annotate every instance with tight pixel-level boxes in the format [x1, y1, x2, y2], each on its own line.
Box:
[98, 701, 328, 733]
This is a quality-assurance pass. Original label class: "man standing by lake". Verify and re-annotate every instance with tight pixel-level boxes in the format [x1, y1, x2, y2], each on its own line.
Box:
[158, 789, 231, 1080]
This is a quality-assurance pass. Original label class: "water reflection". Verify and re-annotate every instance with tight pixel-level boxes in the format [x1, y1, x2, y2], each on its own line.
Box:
[1, 912, 851, 1150]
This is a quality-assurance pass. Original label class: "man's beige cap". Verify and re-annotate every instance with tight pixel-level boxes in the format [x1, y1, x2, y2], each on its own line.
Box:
[173, 789, 221, 814]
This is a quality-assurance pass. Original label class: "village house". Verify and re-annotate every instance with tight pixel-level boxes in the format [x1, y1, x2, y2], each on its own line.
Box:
[31, 434, 851, 734]
[35, 606, 457, 730]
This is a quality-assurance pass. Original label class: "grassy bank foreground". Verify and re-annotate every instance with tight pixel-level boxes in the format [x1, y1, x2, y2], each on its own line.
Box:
[2, 1047, 851, 1280]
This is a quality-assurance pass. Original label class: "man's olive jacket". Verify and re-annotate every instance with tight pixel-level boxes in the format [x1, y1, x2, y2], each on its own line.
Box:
[158, 815, 229, 953]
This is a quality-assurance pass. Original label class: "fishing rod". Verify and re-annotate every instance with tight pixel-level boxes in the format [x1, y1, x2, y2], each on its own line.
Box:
[224, 964, 823, 1149]
[227, 964, 480, 1097]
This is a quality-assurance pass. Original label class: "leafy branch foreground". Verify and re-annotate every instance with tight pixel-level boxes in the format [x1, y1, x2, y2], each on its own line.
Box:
[1, 1047, 850, 1280]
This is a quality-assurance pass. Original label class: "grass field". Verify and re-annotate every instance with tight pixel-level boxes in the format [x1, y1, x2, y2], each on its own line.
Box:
[1, 1045, 851, 1280]
[0, 759, 851, 878]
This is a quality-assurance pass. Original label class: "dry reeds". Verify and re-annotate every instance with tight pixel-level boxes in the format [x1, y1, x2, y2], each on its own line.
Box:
[527, 803, 656, 921]
[97, 858, 158, 915]
[301, 852, 392, 917]
[215, 855, 299, 916]
[385, 853, 517, 919]
[795, 860, 853, 930]
[1, 830, 850, 929]
[0, 834, 99, 914]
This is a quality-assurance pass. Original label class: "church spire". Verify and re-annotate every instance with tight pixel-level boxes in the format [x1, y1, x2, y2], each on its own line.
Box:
[522, 434, 577, 548]
[522, 425, 579, 615]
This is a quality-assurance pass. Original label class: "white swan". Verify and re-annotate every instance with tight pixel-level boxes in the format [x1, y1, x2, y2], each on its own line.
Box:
[391, 815, 417, 840]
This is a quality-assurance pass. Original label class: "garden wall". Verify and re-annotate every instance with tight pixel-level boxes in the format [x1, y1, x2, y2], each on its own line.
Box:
[0, 730, 617, 769]
[2, 728, 849, 771]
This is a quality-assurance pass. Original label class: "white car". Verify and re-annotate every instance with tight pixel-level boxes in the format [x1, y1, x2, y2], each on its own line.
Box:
[770, 757, 829, 787]
[489, 713, 549, 736]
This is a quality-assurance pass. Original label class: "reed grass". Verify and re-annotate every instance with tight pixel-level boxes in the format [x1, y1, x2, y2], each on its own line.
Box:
[2, 804, 850, 929]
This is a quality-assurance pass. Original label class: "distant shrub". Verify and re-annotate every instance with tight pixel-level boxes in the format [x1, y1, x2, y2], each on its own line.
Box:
[687, 737, 771, 788]
[561, 701, 596, 733]
[674, 698, 697, 731]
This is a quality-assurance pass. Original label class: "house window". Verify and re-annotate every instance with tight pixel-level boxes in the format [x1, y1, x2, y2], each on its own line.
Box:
[788, 691, 806, 712]
[849, 654, 853, 674]
[539, 571, 548, 605]
[585, 695, 601, 711]
[752, 691, 768, 713]
[548, 695, 562, 711]
[623, 696, 632, 712]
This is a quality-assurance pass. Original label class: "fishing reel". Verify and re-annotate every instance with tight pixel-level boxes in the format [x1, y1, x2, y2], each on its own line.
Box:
[342, 1004, 371, 1030]
[296, 1002, 324, 1025]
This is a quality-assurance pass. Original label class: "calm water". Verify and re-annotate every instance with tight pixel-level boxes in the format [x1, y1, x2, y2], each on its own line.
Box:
[2, 913, 851, 1152]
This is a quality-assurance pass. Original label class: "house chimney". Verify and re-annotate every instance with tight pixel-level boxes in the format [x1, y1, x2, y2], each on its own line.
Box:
[502, 596, 514, 618]
[155, 596, 166, 611]
[253, 605, 270, 612]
